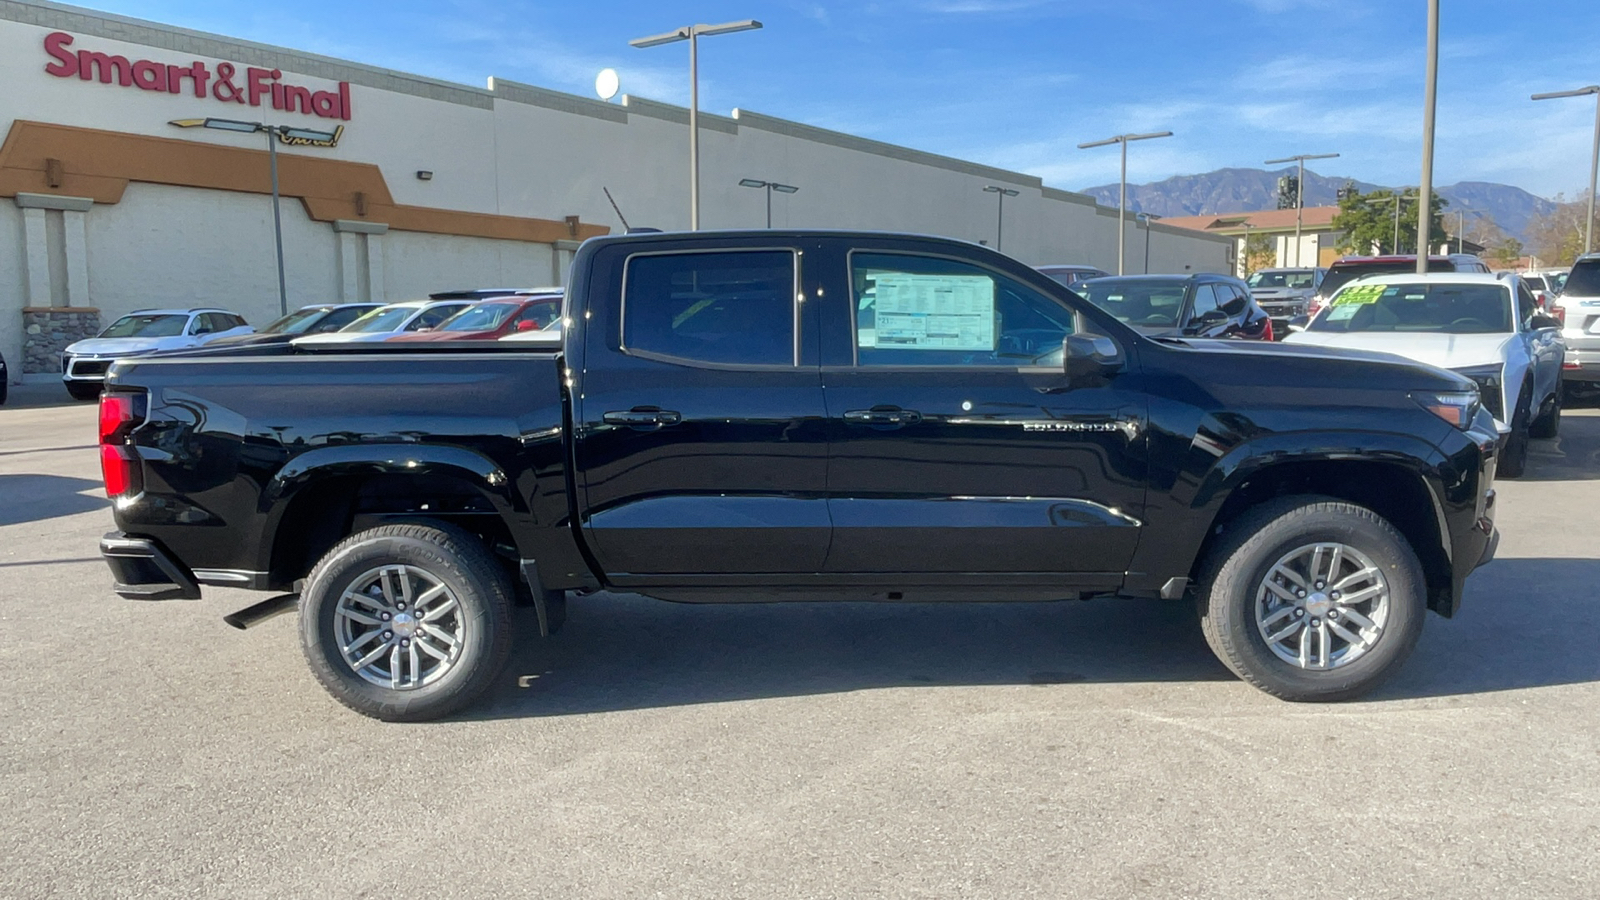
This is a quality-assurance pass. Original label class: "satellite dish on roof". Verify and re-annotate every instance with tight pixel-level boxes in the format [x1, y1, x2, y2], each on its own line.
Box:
[595, 68, 620, 101]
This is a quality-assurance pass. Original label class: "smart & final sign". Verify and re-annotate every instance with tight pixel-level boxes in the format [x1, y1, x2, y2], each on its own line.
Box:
[42, 32, 352, 121]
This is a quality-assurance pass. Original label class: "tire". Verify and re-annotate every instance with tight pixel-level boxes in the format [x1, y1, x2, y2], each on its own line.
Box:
[1529, 386, 1561, 439]
[1498, 386, 1532, 478]
[1196, 496, 1426, 702]
[65, 382, 100, 402]
[299, 522, 514, 722]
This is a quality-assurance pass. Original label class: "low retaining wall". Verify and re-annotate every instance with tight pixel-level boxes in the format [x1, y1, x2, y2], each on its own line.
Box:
[22, 307, 99, 375]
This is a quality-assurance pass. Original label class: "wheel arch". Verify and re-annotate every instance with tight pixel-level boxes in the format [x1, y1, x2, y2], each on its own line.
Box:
[260, 444, 525, 589]
[1192, 456, 1455, 616]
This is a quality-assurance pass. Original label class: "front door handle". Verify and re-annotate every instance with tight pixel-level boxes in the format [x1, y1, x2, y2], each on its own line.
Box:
[843, 406, 922, 428]
[603, 407, 682, 429]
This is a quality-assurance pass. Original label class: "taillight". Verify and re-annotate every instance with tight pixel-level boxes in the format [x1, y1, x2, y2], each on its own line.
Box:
[1262, 319, 1275, 341]
[1554, 305, 1566, 326]
[98, 392, 145, 498]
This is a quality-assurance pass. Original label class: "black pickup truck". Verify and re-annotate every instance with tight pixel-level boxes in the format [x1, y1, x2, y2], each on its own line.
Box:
[97, 230, 1501, 721]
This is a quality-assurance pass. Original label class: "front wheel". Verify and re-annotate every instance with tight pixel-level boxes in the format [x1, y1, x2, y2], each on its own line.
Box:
[1499, 387, 1532, 478]
[1529, 386, 1561, 439]
[299, 522, 514, 721]
[1196, 496, 1425, 702]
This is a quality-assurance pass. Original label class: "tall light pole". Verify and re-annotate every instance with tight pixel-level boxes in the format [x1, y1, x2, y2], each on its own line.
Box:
[1416, 0, 1440, 272]
[1136, 212, 1156, 273]
[1264, 152, 1340, 267]
[1079, 131, 1173, 275]
[631, 20, 763, 231]
[983, 185, 1019, 252]
[1237, 222, 1256, 278]
[737, 178, 798, 228]
[1532, 84, 1600, 256]
[171, 117, 340, 316]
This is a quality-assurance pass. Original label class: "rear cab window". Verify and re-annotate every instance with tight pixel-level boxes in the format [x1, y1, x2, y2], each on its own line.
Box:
[623, 250, 797, 366]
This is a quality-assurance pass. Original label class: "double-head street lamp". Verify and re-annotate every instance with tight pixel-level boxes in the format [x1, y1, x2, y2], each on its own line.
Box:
[632, 20, 763, 231]
[1079, 131, 1173, 275]
[983, 185, 1019, 252]
[171, 117, 340, 316]
[1532, 84, 1600, 255]
[738, 178, 798, 228]
[1263, 151, 1340, 267]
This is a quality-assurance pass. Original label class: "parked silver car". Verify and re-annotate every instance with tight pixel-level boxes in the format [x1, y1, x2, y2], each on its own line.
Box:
[1553, 253, 1600, 393]
[1247, 267, 1324, 332]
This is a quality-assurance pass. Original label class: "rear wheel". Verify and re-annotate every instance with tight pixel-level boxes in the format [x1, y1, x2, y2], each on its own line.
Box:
[65, 382, 100, 402]
[299, 522, 514, 721]
[1196, 496, 1426, 702]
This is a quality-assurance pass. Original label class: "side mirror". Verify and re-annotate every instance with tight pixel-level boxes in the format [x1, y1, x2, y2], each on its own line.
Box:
[1287, 314, 1311, 333]
[1530, 313, 1561, 331]
[1062, 333, 1124, 380]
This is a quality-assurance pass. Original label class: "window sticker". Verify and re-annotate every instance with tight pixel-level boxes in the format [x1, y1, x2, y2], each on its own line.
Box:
[1331, 283, 1387, 307]
[864, 271, 996, 351]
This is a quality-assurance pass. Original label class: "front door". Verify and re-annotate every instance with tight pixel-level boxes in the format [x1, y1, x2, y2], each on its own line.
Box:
[573, 242, 830, 580]
[819, 245, 1148, 588]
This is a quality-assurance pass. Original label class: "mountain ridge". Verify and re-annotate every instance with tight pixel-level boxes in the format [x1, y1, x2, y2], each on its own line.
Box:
[1078, 168, 1555, 242]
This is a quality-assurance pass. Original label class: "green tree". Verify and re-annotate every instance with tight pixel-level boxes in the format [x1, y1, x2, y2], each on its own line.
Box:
[1487, 237, 1524, 269]
[1243, 233, 1274, 276]
[1331, 189, 1450, 255]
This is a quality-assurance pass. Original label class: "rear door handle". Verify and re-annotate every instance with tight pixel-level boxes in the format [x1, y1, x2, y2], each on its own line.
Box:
[603, 407, 682, 429]
[843, 406, 922, 428]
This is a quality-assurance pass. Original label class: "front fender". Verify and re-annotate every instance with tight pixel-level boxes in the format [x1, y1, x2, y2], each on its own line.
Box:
[1191, 429, 1449, 512]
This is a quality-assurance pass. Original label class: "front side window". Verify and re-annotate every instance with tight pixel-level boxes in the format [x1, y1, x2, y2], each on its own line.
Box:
[624, 251, 795, 366]
[1566, 261, 1600, 297]
[344, 307, 415, 333]
[1515, 283, 1538, 325]
[1190, 284, 1221, 320]
[313, 306, 370, 332]
[408, 304, 467, 331]
[438, 302, 519, 333]
[853, 253, 1075, 367]
[1309, 282, 1512, 334]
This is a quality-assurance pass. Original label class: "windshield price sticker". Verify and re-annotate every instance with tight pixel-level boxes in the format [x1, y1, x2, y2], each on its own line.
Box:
[867, 272, 995, 351]
[1332, 284, 1388, 307]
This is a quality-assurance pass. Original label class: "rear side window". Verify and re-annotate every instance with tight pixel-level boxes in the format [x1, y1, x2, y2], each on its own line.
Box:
[623, 251, 796, 366]
[1567, 260, 1600, 297]
[1191, 284, 1221, 319]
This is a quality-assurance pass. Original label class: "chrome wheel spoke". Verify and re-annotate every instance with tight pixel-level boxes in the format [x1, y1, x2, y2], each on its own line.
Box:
[1256, 542, 1390, 672]
[334, 565, 465, 692]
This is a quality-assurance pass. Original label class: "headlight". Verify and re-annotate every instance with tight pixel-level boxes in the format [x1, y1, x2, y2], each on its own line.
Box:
[1412, 390, 1481, 429]
[1451, 364, 1504, 420]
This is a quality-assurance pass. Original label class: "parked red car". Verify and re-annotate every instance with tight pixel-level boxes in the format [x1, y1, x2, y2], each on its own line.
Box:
[387, 293, 562, 342]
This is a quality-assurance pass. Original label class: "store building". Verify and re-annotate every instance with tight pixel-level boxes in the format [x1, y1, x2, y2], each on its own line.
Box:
[0, 0, 1233, 382]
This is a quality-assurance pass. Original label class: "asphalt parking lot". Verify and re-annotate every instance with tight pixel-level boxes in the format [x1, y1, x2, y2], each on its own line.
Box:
[3, 384, 1599, 899]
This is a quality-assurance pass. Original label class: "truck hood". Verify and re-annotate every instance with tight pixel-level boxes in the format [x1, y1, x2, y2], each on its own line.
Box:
[1282, 331, 1512, 370]
[292, 331, 398, 345]
[1250, 288, 1313, 300]
[63, 336, 173, 357]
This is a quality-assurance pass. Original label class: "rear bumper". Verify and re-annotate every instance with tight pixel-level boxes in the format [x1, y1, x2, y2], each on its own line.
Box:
[1560, 333, 1600, 383]
[100, 532, 201, 600]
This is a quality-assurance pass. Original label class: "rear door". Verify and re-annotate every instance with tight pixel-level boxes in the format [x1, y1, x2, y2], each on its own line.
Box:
[572, 239, 830, 581]
[816, 239, 1147, 589]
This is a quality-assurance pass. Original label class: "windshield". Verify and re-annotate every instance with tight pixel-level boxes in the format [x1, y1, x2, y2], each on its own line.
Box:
[261, 308, 329, 335]
[1308, 282, 1511, 334]
[1248, 270, 1317, 289]
[342, 306, 416, 333]
[1522, 275, 1548, 291]
[99, 314, 188, 338]
[1319, 260, 1454, 299]
[1079, 279, 1186, 328]
[1566, 261, 1600, 296]
[438, 301, 519, 332]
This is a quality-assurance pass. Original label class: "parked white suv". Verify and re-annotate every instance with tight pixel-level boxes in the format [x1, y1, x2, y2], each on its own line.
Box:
[1285, 272, 1564, 478]
[61, 308, 252, 401]
[1553, 254, 1600, 395]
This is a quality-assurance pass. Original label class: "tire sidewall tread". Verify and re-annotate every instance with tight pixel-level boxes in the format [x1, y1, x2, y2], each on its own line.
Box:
[1196, 495, 1426, 702]
[298, 522, 514, 722]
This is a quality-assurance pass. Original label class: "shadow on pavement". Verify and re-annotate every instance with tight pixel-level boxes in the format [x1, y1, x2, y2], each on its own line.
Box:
[471, 594, 1229, 720]
[1377, 556, 1600, 700]
[0, 383, 91, 410]
[0, 473, 108, 526]
[1522, 403, 1600, 481]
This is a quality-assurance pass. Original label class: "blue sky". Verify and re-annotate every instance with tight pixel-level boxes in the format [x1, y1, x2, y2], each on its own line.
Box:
[78, 0, 1600, 199]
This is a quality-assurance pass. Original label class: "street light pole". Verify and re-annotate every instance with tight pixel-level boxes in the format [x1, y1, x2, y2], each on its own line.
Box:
[1137, 212, 1155, 273]
[1415, 0, 1440, 272]
[1079, 131, 1173, 275]
[170, 117, 339, 316]
[1264, 152, 1339, 267]
[1531, 84, 1600, 255]
[632, 20, 763, 231]
[738, 178, 798, 228]
[983, 185, 1019, 252]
